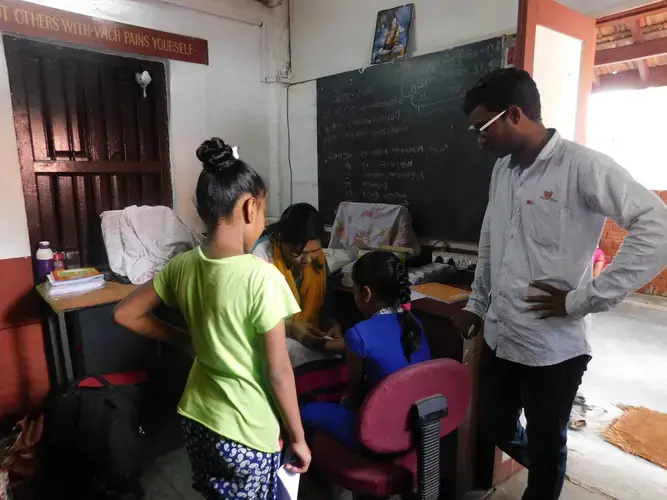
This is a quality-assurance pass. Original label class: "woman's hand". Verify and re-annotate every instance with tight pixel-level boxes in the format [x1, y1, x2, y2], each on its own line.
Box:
[323, 337, 346, 353]
[326, 323, 344, 339]
[285, 439, 311, 474]
[287, 321, 326, 343]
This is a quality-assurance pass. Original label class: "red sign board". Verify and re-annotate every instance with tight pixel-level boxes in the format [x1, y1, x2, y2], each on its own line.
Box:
[0, 0, 208, 65]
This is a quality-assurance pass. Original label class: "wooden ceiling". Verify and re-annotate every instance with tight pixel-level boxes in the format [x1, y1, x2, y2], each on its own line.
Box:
[594, 1, 667, 92]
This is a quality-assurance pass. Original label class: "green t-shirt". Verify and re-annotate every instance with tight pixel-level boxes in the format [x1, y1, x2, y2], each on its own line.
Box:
[153, 247, 300, 453]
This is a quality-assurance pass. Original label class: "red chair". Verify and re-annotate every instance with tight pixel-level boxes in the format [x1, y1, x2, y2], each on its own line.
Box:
[309, 358, 470, 499]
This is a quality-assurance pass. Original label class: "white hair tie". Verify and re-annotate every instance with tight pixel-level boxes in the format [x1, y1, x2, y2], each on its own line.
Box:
[232, 146, 240, 160]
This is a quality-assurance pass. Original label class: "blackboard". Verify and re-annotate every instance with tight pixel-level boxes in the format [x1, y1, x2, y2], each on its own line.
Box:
[317, 37, 503, 242]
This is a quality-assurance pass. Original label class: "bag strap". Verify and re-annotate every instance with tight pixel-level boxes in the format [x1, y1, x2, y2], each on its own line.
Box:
[70, 375, 112, 390]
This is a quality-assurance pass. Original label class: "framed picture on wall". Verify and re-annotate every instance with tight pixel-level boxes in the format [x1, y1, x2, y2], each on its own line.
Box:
[371, 4, 415, 65]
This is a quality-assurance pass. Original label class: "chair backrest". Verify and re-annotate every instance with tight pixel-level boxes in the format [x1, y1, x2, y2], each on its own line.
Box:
[357, 358, 470, 454]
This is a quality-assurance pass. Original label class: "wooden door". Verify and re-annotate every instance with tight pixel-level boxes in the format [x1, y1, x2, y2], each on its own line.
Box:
[4, 36, 171, 269]
[516, 0, 596, 143]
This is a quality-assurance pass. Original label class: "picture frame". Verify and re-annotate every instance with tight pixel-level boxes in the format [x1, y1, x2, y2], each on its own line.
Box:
[371, 4, 415, 65]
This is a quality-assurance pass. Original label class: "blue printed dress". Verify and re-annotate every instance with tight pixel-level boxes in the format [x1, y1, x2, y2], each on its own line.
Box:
[182, 418, 281, 499]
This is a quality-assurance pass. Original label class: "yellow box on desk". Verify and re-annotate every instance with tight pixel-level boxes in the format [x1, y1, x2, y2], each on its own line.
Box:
[355, 240, 414, 263]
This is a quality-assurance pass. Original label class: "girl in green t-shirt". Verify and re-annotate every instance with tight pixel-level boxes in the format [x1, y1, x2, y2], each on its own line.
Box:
[114, 138, 310, 499]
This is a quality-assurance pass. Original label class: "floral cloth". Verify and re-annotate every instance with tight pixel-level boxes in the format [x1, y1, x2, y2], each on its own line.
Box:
[182, 417, 281, 500]
[328, 202, 420, 254]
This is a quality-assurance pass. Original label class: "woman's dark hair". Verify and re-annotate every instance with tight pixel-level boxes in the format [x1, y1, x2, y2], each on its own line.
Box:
[463, 68, 542, 122]
[267, 202, 325, 250]
[352, 251, 421, 362]
[195, 137, 266, 231]
[266, 203, 325, 271]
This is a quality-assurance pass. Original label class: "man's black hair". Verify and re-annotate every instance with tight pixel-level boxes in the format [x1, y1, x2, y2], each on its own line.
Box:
[463, 68, 542, 122]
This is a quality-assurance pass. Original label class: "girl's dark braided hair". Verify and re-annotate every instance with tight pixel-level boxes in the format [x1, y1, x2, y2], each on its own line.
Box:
[352, 251, 422, 362]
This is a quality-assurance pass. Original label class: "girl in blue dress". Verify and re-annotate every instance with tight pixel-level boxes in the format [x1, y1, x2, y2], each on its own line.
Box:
[300, 251, 431, 451]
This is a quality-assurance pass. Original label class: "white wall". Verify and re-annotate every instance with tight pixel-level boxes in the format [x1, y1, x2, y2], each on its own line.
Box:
[532, 25, 583, 142]
[0, 0, 288, 258]
[0, 34, 31, 259]
[280, 0, 652, 212]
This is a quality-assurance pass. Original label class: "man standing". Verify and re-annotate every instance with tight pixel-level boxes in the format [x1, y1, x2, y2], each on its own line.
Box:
[455, 68, 667, 500]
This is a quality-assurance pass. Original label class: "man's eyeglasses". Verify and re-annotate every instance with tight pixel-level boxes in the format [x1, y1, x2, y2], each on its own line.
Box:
[469, 109, 507, 135]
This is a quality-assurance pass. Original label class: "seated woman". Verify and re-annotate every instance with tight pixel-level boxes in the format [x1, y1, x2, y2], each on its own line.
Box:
[253, 203, 344, 365]
[300, 251, 431, 451]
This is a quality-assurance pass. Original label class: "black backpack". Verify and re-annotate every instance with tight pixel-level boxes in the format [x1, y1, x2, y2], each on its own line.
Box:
[34, 376, 145, 500]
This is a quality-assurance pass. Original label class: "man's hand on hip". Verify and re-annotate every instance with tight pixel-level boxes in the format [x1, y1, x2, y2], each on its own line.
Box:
[525, 281, 570, 319]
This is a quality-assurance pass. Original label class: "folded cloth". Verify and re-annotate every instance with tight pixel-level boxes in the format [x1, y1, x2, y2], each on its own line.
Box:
[329, 202, 420, 254]
[323, 248, 356, 274]
[101, 205, 202, 284]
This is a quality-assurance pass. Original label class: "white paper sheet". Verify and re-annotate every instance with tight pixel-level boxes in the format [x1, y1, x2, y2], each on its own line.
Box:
[277, 466, 300, 500]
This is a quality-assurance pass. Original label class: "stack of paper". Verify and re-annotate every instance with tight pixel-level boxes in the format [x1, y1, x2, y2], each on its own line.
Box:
[277, 466, 300, 500]
[47, 268, 106, 297]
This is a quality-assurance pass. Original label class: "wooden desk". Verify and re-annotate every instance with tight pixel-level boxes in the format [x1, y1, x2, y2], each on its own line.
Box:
[36, 281, 138, 387]
[36, 281, 137, 314]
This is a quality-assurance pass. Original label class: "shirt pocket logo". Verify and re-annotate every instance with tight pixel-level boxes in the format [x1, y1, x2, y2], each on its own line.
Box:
[540, 190, 558, 202]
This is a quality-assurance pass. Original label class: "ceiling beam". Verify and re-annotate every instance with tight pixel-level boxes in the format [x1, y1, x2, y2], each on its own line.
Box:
[594, 65, 667, 92]
[595, 36, 667, 66]
[630, 20, 650, 82]
[596, 38, 633, 51]
[637, 59, 651, 82]
[596, 22, 667, 50]
[597, 1, 667, 28]
[630, 19, 645, 42]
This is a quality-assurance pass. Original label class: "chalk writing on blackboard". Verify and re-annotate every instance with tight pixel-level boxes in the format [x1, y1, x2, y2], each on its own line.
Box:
[317, 36, 503, 241]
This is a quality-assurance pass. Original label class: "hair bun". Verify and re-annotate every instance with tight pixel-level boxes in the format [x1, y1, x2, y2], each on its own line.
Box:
[197, 137, 237, 173]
